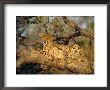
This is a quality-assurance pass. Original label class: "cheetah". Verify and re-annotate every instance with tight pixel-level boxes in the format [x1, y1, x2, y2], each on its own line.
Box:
[41, 34, 87, 61]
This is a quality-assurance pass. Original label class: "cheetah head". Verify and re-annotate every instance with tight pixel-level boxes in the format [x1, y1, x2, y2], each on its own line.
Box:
[40, 33, 54, 45]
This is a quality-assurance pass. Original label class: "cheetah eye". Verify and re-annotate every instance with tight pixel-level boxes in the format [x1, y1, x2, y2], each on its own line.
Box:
[43, 42, 46, 44]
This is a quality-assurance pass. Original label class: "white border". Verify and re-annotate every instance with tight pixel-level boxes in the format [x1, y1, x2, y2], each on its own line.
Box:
[5, 4, 107, 87]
